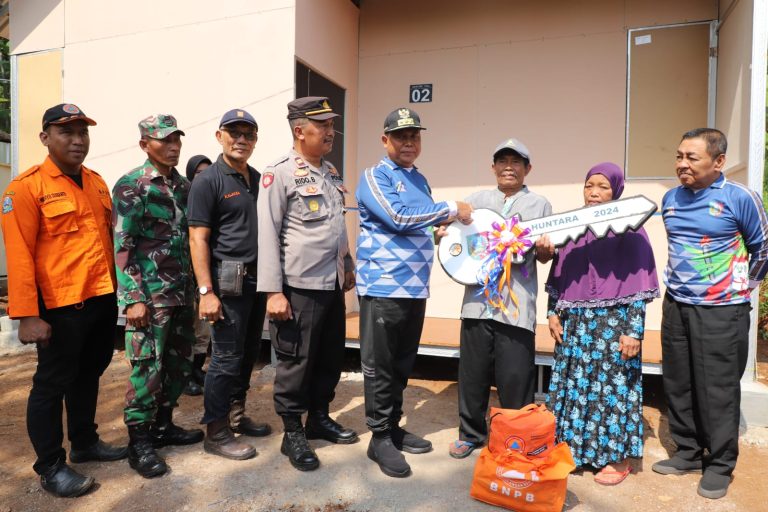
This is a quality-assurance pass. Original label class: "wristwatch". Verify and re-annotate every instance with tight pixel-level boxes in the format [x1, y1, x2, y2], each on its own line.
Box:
[198, 286, 210, 296]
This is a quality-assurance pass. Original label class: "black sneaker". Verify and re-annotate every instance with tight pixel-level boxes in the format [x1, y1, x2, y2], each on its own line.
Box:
[391, 426, 432, 454]
[697, 471, 731, 500]
[367, 435, 411, 478]
[651, 456, 702, 475]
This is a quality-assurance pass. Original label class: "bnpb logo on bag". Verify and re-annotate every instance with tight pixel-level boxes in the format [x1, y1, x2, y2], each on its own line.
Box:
[488, 465, 537, 502]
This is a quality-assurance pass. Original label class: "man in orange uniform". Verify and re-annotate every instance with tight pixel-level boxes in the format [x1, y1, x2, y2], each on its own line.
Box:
[1, 104, 127, 498]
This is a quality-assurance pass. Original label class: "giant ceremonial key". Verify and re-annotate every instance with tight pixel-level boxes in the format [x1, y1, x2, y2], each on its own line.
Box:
[438, 195, 657, 285]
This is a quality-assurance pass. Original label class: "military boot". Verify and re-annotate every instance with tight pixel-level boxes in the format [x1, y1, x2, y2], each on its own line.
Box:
[229, 399, 272, 437]
[128, 424, 168, 478]
[150, 406, 204, 447]
[280, 415, 319, 471]
[203, 417, 256, 460]
[306, 408, 358, 444]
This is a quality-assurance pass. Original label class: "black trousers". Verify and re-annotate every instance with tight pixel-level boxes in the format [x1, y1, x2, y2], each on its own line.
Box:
[458, 318, 535, 445]
[202, 275, 266, 424]
[271, 285, 346, 416]
[28, 293, 117, 474]
[359, 296, 426, 433]
[660, 294, 750, 476]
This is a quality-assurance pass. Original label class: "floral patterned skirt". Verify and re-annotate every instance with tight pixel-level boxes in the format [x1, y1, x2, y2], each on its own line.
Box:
[545, 304, 644, 468]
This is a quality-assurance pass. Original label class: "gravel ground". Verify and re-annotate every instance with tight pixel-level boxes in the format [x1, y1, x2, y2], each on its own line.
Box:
[1, 348, 767, 512]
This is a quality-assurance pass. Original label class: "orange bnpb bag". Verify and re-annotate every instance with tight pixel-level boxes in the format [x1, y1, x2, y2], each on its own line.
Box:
[470, 405, 576, 512]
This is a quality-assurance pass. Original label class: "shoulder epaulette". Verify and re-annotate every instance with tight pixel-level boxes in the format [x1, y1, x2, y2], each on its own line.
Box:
[14, 165, 42, 182]
[266, 156, 290, 169]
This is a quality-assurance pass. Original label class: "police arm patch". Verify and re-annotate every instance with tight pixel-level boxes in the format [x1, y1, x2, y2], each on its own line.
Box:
[2, 196, 13, 214]
[262, 172, 274, 189]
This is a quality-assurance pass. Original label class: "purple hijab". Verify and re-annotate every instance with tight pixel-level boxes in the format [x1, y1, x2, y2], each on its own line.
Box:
[545, 162, 660, 308]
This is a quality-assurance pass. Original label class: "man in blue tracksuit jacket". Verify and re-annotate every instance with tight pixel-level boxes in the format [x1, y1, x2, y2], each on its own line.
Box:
[355, 107, 472, 478]
[653, 128, 768, 500]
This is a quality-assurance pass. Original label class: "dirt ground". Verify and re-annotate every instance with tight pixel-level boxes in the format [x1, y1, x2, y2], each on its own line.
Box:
[1, 346, 768, 512]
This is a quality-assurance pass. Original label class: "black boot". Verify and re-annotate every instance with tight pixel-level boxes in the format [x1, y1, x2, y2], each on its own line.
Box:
[203, 417, 257, 460]
[150, 406, 204, 447]
[70, 439, 128, 463]
[306, 410, 358, 444]
[368, 432, 411, 478]
[230, 399, 272, 437]
[128, 424, 168, 478]
[40, 459, 95, 498]
[280, 415, 319, 471]
[182, 379, 203, 396]
[183, 354, 207, 396]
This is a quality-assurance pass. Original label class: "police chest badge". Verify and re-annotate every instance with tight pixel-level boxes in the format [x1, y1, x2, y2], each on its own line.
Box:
[309, 199, 320, 212]
[2, 196, 13, 214]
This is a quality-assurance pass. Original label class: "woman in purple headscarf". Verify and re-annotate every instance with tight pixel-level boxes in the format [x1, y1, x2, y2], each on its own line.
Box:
[545, 162, 659, 485]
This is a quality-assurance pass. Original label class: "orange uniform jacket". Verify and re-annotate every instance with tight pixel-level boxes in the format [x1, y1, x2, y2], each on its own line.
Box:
[1, 157, 116, 318]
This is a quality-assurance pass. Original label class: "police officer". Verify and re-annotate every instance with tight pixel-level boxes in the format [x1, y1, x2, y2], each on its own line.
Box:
[1, 104, 127, 497]
[258, 97, 357, 472]
[112, 115, 204, 478]
[188, 109, 271, 461]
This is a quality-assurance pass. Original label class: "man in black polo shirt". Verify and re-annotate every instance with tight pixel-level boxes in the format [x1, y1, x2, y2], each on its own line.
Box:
[188, 109, 271, 460]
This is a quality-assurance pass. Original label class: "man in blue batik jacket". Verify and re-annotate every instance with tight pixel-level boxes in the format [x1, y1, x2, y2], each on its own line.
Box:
[355, 107, 472, 478]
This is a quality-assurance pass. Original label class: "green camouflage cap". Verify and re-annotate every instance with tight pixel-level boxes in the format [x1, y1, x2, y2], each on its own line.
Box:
[138, 114, 185, 139]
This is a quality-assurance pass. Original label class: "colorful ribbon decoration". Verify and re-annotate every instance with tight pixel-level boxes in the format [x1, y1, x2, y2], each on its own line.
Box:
[476, 217, 532, 317]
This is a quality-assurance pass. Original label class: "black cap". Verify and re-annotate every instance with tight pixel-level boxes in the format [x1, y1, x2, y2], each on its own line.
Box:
[287, 96, 339, 121]
[42, 103, 97, 130]
[219, 109, 258, 129]
[383, 107, 426, 133]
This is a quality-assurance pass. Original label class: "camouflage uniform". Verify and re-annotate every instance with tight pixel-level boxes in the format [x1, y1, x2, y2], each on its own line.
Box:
[113, 153, 195, 426]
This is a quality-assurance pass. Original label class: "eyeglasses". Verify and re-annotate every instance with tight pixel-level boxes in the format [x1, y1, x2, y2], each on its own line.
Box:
[222, 129, 257, 142]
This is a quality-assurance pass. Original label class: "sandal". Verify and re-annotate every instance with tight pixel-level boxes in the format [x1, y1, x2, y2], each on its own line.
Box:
[594, 464, 632, 486]
[449, 440, 477, 459]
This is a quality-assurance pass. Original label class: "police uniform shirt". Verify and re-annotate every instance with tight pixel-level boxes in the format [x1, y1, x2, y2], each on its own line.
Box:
[187, 154, 260, 263]
[257, 149, 353, 293]
[460, 186, 552, 332]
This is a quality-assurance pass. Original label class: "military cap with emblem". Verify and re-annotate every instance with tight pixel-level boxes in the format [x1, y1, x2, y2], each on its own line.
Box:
[219, 108, 258, 129]
[287, 96, 340, 121]
[383, 107, 426, 133]
[492, 137, 531, 162]
[42, 103, 97, 130]
[138, 114, 186, 139]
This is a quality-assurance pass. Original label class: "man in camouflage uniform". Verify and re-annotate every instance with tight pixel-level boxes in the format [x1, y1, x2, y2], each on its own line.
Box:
[112, 114, 203, 479]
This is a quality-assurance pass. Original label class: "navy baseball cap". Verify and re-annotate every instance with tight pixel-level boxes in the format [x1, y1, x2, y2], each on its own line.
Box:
[219, 109, 258, 130]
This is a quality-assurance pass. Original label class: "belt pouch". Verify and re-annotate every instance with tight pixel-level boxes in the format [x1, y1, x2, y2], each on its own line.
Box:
[218, 260, 244, 296]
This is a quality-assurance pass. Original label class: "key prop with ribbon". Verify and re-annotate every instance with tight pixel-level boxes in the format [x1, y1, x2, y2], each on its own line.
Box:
[438, 195, 658, 291]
